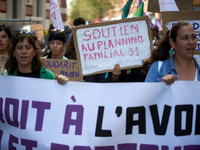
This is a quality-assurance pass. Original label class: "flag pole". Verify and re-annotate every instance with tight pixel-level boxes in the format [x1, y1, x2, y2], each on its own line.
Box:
[128, 0, 136, 18]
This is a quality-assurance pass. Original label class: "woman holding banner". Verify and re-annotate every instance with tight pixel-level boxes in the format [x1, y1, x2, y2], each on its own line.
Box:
[2, 32, 68, 85]
[0, 25, 13, 55]
[44, 29, 68, 60]
[142, 21, 200, 85]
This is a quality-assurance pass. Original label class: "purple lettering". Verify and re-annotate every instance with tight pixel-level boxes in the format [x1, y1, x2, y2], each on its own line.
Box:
[0, 97, 5, 123]
[5, 98, 19, 127]
[0, 130, 3, 146]
[63, 105, 84, 135]
[9, 134, 18, 150]
[161, 146, 169, 150]
[95, 146, 114, 150]
[118, 143, 137, 150]
[21, 138, 37, 150]
[20, 100, 29, 129]
[32, 101, 51, 131]
[184, 145, 200, 150]
[140, 144, 158, 150]
[51, 143, 69, 150]
[74, 146, 91, 150]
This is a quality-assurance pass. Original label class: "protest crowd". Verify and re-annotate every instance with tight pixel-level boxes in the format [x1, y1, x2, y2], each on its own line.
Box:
[0, 0, 200, 149]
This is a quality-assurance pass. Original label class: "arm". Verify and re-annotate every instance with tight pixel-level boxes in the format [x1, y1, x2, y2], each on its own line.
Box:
[161, 74, 178, 85]
[145, 61, 178, 85]
[110, 64, 121, 82]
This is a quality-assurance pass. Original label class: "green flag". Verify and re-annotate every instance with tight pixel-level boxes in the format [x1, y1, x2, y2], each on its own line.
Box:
[133, 2, 144, 17]
[122, 0, 133, 19]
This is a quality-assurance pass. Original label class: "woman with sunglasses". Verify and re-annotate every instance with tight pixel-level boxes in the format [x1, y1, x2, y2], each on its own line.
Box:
[44, 29, 68, 60]
[0, 25, 13, 55]
[2, 32, 68, 85]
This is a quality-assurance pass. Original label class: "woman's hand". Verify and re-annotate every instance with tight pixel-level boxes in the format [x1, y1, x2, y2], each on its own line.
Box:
[111, 64, 121, 81]
[161, 74, 179, 85]
[55, 74, 69, 85]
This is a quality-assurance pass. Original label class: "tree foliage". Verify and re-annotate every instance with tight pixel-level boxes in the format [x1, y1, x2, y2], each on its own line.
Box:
[69, 0, 117, 23]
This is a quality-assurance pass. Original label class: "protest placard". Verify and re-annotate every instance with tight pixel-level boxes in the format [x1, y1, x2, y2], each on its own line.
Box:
[148, 0, 193, 12]
[0, 55, 8, 75]
[0, 76, 200, 149]
[161, 11, 200, 54]
[72, 16, 153, 76]
[40, 58, 82, 81]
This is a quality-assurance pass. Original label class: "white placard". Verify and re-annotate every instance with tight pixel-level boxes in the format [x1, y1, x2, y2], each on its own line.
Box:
[76, 20, 151, 75]
[158, 0, 179, 12]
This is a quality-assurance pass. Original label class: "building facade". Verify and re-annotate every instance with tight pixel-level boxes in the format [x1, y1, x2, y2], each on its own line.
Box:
[0, 0, 67, 29]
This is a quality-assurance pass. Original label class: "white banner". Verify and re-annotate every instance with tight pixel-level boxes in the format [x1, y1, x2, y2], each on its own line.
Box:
[158, 0, 179, 12]
[50, 0, 64, 30]
[0, 75, 200, 149]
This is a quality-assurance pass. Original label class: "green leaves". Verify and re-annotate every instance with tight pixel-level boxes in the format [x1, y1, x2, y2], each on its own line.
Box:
[69, 0, 116, 23]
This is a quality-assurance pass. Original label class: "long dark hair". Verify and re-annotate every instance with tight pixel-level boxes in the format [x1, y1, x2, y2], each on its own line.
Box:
[65, 35, 77, 60]
[141, 21, 192, 74]
[47, 30, 66, 58]
[0, 25, 13, 40]
[5, 32, 42, 73]
[0, 25, 13, 51]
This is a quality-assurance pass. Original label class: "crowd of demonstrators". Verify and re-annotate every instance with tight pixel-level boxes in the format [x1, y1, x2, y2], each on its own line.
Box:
[44, 29, 68, 60]
[1, 31, 68, 85]
[142, 21, 199, 85]
[1, 20, 199, 86]
[0, 25, 13, 55]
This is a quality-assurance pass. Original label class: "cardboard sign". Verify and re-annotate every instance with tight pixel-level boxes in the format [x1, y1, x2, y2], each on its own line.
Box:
[41, 58, 83, 81]
[161, 10, 200, 54]
[0, 55, 8, 75]
[72, 16, 153, 76]
[148, 0, 193, 12]
[0, 76, 200, 149]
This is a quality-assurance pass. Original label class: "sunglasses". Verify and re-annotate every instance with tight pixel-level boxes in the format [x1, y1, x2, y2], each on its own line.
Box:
[51, 29, 65, 32]
[14, 30, 37, 40]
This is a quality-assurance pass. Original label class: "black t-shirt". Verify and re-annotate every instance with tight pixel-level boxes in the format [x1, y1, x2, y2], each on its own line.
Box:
[107, 67, 146, 82]
[17, 70, 40, 78]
